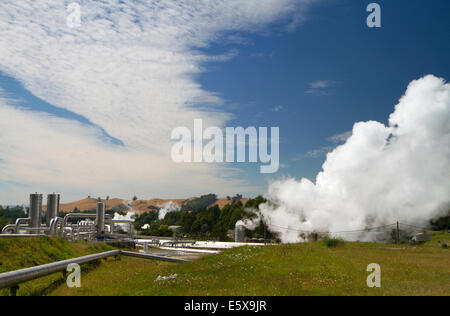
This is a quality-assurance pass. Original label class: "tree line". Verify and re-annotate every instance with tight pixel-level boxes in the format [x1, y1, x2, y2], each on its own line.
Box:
[1, 199, 448, 238]
[0, 205, 27, 230]
[133, 195, 276, 241]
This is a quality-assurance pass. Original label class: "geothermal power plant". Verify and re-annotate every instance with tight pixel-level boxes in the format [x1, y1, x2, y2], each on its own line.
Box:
[1, 193, 259, 246]
[1, 193, 260, 295]
[1, 193, 134, 240]
[0, 193, 266, 258]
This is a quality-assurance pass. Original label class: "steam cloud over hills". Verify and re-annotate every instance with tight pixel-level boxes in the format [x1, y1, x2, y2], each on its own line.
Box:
[260, 75, 450, 243]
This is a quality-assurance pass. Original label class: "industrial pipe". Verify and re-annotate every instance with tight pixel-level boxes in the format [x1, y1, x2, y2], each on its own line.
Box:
[0, 250, 186, 295]
[62, 213, 112, 239]
[0, 234, 46, 238]
[63, 213, 112, 228]
[0, 250, 121, 292]
[110, 220, 134, 236]
[14, 218, 31, 234]
[49, 217, 64, 236]
[1, 218, 31, 234]
[120, 250, 187, 263]
[1, 225, 19, 234]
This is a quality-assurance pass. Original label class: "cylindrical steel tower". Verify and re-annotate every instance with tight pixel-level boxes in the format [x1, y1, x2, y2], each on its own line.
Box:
[96, 202, 105, 235]
[46, 193, 60, 226]
[235, 225, 246, 243]
[29, 193, 43, 234]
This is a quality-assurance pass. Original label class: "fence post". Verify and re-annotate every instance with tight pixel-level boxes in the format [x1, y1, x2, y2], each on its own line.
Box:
[10, 285, 19, 296]
[397, 222, 400, 244]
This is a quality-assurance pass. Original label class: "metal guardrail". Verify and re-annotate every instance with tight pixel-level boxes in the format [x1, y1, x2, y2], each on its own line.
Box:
[0, 234, 47, 238]
[0, 249, 186, 295]
[0, 250, 120, 294]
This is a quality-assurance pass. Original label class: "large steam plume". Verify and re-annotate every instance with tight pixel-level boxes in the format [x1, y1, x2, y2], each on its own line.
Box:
[260, 75, 450, 243]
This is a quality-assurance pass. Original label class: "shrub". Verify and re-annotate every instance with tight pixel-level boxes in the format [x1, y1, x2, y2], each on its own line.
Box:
[324, 237, 344, 248]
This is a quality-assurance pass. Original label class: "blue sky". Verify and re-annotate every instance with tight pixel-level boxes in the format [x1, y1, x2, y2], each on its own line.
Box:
[198, 0, 450, 183]
[0, 0, 449, 204]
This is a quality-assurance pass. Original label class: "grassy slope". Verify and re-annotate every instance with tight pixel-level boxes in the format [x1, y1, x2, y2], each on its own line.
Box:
[56, 197, 247, 214]
[51, 232, 450, 296]
[0, 237, 113, 296]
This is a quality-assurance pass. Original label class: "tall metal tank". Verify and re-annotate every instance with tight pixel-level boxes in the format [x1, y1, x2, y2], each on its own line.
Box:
[29, 193, 43, 234]
[235, 224, 246, 243]
[96, 202, 106, 235]
[46, 193, 60, 226]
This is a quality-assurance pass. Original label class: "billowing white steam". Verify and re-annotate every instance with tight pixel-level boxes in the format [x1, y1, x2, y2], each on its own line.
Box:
[235, 212, 261, 230]
[113, 212, 136, 233]
[260, 75, 450, 243]
[158, 201, 180, 220]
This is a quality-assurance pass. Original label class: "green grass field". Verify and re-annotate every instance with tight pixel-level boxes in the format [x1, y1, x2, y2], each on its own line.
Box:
[0, 233, 448, 296]
[50, 231, 450, 296]
[0, 236, 113, 296]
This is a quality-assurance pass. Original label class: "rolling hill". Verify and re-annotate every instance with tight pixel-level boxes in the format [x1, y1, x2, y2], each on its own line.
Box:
[49, 197, 249, 214]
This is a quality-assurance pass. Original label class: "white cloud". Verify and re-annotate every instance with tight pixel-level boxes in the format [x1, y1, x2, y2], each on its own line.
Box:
[0, 96, 254, 202]
[0, 0, 317, 204]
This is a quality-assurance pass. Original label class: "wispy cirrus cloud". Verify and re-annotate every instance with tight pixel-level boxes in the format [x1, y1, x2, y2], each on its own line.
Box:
[272, 105, 284, 112]
[0, 0, 318, 204]
[328, 131, 352, 143]
[250, 51, 275, 58]
[293, 146, 334, 160]
[293, 131, 352, 160]
[305, 80, 338, 96]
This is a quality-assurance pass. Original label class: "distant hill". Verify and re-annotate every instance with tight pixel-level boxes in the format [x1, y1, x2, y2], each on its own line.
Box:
[211, 198, 249, 209]
[50, 196, 249, 215]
